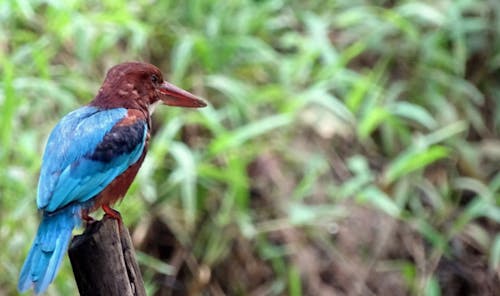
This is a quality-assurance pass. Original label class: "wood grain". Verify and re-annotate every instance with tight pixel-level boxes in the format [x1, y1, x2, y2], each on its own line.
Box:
[69, 215, 146, 296]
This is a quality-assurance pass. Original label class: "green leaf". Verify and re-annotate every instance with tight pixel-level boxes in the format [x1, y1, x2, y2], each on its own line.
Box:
[415, 219, 447, 251]
[422, 121, 467, 146]
[357, 186, 401, 217]
[358, 106, 391, 139]
[389, 101, 437, 129]
[288, 265, 302, 296]
[490, 235, 500, 270]
[171, 34, 195, 84]
[384, 145, 450, 184]
[209, 114, 292, 154]
[424, 275, 441, 296]
[136, 251, 175, 275]
[169, 142, 198, 229]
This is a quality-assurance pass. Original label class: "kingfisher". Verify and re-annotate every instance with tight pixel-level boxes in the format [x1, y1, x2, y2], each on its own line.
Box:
[18, 62, 206, 294]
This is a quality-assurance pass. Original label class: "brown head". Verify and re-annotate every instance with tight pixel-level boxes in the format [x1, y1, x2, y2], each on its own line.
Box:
[90, 62, 206, 111]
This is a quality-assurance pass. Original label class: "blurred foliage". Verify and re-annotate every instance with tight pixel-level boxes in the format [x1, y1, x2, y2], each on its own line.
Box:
[1, 0, 500, 295]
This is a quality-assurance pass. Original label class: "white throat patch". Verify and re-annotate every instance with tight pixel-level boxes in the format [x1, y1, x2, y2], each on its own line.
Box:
[149, 100, 161, 115]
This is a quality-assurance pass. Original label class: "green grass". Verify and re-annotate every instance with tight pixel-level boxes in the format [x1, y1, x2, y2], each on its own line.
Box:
[1, 0, 500, 295]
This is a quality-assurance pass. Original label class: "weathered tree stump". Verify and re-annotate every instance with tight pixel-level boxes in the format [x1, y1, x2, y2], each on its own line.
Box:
[68, 215, 146, 296]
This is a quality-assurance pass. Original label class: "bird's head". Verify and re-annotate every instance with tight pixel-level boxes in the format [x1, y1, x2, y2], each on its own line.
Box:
[91, 62, 206, 111]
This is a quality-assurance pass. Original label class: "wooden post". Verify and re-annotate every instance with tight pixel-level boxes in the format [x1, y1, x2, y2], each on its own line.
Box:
[68, 215, 146, 296]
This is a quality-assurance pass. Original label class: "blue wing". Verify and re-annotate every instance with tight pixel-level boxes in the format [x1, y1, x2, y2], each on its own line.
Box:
[37, 106, 147, 212]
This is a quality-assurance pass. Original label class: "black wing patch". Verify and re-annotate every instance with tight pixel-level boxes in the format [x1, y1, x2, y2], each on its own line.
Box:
[88, 119, 146, 163]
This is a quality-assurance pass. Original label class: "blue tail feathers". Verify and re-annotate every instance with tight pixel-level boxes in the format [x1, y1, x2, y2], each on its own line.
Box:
[18, 205, 81, 294]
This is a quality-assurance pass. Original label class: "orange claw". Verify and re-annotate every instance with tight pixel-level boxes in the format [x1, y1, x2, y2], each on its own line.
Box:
[102, 204, 122, 220]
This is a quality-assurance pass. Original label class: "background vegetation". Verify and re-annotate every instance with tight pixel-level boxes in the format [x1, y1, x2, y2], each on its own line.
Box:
[1, 0, 499, 295]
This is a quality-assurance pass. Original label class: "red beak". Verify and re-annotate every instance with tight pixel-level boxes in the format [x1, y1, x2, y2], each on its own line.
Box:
[159, 81, 207, 108]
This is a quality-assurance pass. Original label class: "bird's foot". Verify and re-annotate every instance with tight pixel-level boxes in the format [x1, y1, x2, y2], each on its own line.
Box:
[82, 209, 96, 224]
[102, 204, 122, 220]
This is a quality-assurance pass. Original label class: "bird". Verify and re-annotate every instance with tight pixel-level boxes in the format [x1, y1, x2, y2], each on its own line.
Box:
[17, 62, 207, 294]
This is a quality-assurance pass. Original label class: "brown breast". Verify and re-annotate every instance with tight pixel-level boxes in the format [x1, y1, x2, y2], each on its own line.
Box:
[90, 145, 148, 213]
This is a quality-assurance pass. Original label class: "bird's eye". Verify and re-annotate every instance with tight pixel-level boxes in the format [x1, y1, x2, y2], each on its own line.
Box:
[151, 74, 159, 84]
